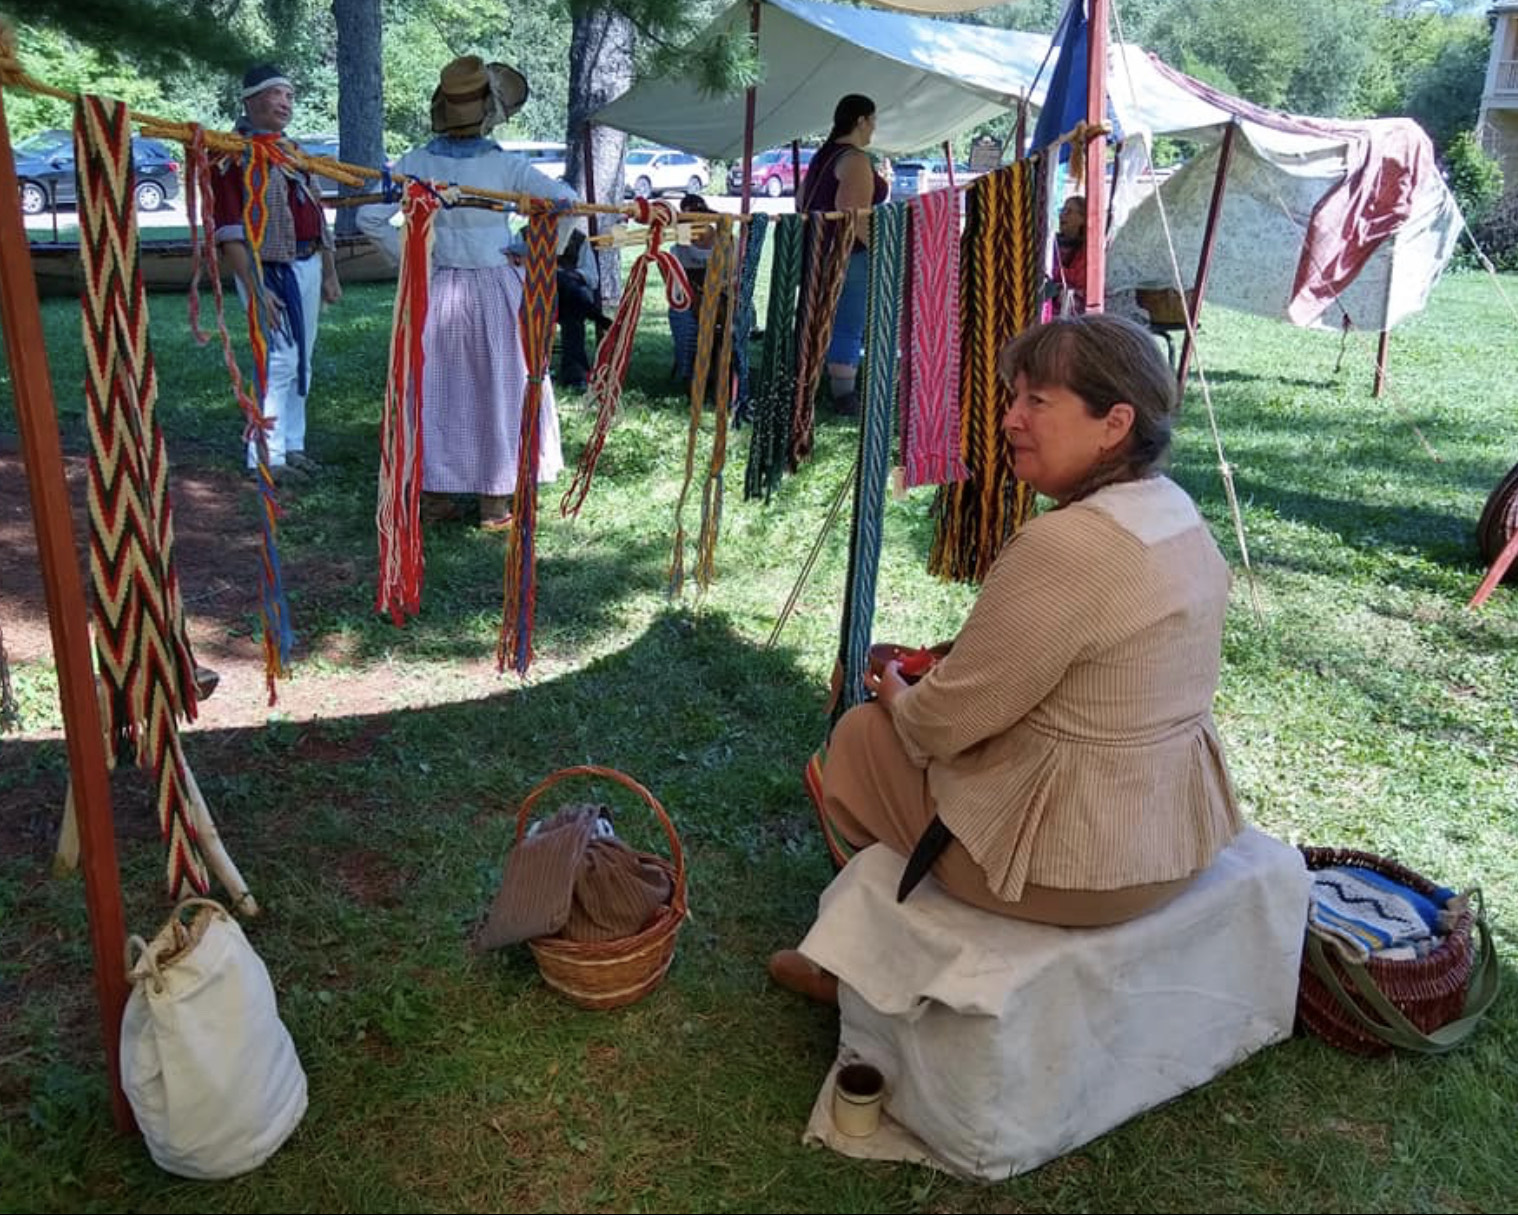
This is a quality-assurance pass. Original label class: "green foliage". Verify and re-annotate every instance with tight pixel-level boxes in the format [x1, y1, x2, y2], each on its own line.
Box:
[1469, 192, 1518, 271]
[1400, 19, 1491, 153]
[1144, 0, 1381, 116]
[1444, 129, 1504, 228]
[0, 0, 253, 74]
[378, 0, 573, 147]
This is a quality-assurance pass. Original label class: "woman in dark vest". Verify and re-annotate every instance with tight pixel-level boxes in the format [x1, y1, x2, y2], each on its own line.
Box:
[798, 93, 888, 417]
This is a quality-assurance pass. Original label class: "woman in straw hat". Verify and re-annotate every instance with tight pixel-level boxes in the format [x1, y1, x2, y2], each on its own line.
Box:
[359, 56, 589, 530]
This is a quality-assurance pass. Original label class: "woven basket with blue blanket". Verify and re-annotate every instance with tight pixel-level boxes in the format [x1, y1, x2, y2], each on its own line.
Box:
[1298, 847, 1499, 1055]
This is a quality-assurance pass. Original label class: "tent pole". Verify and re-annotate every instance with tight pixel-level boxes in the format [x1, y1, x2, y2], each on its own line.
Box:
[943, 140, 956, 190]
[1015, 94, 1027, 161]
[579, 121, 604, 311]
[1372, 265, 1395, 397]
[791, 139, 801, 202]
[0, 89, 134, 1135]
[1177, 120, 1238, 395]
[741, 0, 762, 217]
[1083, 0, 1109, 313]
[1373, 328, 1390, 397]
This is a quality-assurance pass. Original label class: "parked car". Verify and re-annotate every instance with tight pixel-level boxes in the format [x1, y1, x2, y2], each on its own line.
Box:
[498, 140, 569, 180]
[14, 128, 181, 214]
[623, 147, 709, 198]
[891, 158, 975, 199]
[294, 136, 398, 200]
[726, 146, 816, 198]
[294, 136, 346, 199]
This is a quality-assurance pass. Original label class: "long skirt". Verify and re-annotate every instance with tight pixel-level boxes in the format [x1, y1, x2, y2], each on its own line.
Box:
[422, 265, 564, 496]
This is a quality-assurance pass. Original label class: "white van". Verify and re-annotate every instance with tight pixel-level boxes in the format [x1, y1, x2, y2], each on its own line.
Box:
[497, 140, 568, 180]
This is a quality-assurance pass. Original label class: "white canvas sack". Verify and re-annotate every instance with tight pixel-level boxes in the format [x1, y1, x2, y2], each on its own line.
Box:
[120, 898, 307, 1179]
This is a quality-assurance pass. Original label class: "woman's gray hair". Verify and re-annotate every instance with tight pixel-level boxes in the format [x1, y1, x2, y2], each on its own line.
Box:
[998, 314, 1177, 500]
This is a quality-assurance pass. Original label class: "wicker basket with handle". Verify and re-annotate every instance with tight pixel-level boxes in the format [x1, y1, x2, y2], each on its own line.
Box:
[514, 765, 688, 1011]
[1298, 846, 1498, 1055]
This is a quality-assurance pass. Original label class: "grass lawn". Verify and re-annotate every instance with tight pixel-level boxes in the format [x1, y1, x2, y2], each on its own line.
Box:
[0, 261, 1514, 1212]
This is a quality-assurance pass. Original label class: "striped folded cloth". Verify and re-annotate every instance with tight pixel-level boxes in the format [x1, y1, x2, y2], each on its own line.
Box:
[474, 804, 672, 950]
[1308, 864, 1457, 962]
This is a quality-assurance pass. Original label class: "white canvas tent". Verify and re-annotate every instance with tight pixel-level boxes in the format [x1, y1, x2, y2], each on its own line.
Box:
[592, 0, 1053, 158]
[1102, 48, 1464, 333]
[594, 0, 1462, 334]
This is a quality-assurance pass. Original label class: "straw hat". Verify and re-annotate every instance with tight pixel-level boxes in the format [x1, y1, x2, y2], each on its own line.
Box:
[430, 55, 529, 136]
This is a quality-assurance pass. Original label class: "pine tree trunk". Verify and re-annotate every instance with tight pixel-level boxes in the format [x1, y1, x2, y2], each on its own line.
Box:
[332, 0, 385, 238]
[565, 8, 635, 304]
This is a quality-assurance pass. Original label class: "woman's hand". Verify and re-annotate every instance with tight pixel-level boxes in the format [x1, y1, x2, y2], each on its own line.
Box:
[865, 659, 910, 708]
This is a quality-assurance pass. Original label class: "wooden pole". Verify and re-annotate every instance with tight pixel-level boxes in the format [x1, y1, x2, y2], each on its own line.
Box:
[1177, 121, 1238, 395]
[1372, 265, 1395, 398]
[1373, 327, 1391, 398]
[0, 90, 134, 1133]
[942, 139, 956, 191]
[790, 139, 801, 205]
[1083, 0, 1109, 314]
[740, 0, 762, 217]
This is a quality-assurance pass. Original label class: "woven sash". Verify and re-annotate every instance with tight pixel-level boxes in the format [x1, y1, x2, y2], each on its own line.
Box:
[743, 213, 804, 502]
[836, 201, 909, 717]
[929, 162, 1040, 583]
[668, 217, 737, 596]
[789, 211, 856, 470]
[900, 188, 967, 488]
[76, 96, 207, 896]
[730, 213, 769, 424]
[498, 207, 561, 674]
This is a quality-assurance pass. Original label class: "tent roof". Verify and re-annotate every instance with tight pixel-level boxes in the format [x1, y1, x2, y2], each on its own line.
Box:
[592, 0, 1053, 158]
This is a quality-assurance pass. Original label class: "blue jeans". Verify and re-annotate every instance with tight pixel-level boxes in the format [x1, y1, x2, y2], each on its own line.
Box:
[827, 249, 869, 369]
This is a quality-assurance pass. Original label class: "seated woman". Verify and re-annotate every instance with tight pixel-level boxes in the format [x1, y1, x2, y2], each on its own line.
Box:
[771, 313, 1244, 1004]
[1054, 193, 1087, 314]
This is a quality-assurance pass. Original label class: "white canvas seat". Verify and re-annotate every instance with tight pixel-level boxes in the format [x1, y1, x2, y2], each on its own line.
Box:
[800, 827, 1310, 1180]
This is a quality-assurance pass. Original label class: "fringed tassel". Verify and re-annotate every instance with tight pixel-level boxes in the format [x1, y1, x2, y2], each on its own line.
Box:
[730, 213, 769, 425]
[789, 212, 856, 471]
[375, 181, 443, 625]
[236, 133, 300, 696]
[694, 217, 739, 591]
[561, 197, 690, 518]
[929, 163, 1040, 583]
[186, 124, 292, 705]
[498, 208, 561, 674]
[743, 213, 804, 502]
[76, 95, 207, 895]
[835, 202, 908, 720]
[669, 217, 733, 597]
